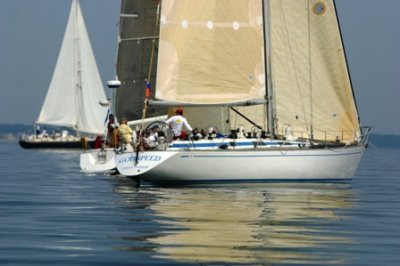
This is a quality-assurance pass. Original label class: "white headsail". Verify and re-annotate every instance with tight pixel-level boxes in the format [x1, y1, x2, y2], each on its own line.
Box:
[37, 0, 108, 135]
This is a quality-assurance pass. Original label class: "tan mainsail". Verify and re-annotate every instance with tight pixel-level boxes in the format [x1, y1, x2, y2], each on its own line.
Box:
[156, 0, 265, 104]
[269, 0, 360, 142]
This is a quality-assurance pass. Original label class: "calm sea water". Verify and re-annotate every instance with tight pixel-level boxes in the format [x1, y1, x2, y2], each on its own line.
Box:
[0, 141, 399, 265]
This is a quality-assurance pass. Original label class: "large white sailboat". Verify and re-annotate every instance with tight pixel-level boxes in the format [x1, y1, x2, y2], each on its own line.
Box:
[115, 0, 370, 184]
[19, 0, 108, 149]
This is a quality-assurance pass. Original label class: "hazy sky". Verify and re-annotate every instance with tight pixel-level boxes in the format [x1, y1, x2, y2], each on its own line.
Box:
[1, 0, 399, 134]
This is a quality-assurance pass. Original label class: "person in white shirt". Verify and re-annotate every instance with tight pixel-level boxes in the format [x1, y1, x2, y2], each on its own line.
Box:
[144, 125, 160, 149]
[40, 127, 48, 137]
[165, 108, 193, 140]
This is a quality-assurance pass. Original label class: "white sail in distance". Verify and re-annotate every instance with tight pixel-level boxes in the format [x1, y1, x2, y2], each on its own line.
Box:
[37, 0, 108, 135]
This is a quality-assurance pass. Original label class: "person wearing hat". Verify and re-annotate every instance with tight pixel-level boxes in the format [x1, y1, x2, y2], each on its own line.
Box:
[166, 108, 193, 140]
[118, 117, 133, 151]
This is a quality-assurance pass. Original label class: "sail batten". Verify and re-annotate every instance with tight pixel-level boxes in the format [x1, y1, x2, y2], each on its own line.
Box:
[37, 0, 107, 135]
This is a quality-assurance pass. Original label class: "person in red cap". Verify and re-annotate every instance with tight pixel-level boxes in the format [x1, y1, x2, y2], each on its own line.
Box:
[166, 108, 193, 140]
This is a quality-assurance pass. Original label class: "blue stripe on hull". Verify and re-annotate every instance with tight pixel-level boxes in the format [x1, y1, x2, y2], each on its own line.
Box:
[180, 151, 362, 159]
[170, 141, 291, 148]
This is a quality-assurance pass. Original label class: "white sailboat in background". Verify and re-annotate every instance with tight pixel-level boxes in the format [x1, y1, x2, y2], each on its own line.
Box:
[115, 0, 370, 185]
[19, 0, 108, 149]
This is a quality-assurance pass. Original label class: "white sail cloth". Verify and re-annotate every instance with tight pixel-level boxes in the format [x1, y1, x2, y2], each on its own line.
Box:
[37, 0, 107, 135]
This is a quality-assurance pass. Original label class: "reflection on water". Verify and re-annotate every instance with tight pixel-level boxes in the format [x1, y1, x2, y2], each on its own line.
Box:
[112, 181, 356, 264]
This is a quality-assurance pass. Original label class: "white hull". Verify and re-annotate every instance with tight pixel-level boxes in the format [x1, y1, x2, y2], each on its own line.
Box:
[115, 145, 365, 184]
[80, 148, 117, 174]
[19, 134, 94, 149]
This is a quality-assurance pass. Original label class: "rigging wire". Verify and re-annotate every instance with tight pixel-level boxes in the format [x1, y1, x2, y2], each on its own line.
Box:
[136, 0, 161, 160]
[307, 1, 314, 141]
[141, 0, 161, 129]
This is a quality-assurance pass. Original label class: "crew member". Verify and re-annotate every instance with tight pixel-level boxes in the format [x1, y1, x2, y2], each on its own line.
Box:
[165, 108, 193, 140]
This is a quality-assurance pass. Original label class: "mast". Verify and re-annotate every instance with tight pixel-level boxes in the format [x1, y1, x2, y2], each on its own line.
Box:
[263, 0, 275, 136]
[73, 0, 82, 133]
[307, 0, 314, 142]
